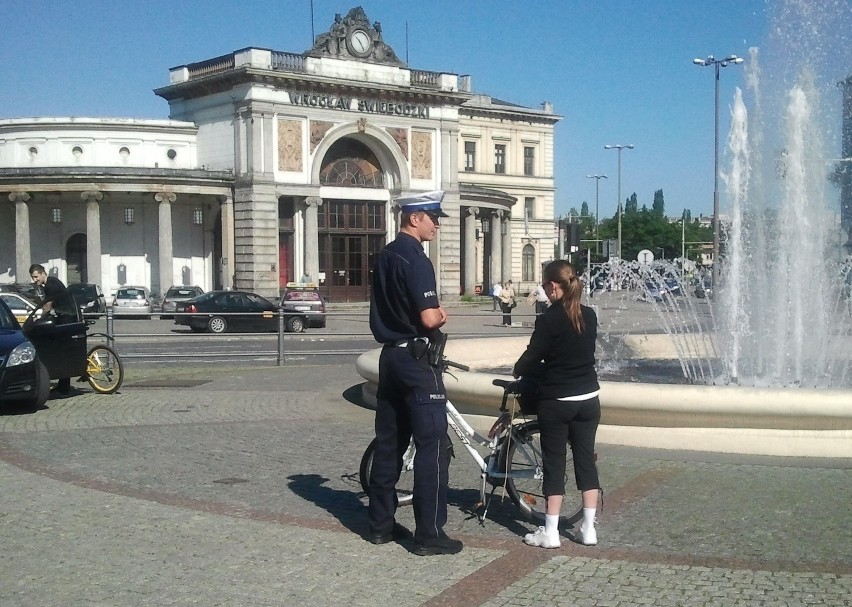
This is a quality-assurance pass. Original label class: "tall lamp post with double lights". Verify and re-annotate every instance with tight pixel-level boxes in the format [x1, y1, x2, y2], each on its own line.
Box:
[604, 144, 634, 259]
[693, 53, 744, 286]
[585, 174, 608, 252]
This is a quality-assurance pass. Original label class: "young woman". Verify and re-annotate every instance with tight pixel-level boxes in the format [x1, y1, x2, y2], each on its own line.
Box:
[512, 260, 601, 548]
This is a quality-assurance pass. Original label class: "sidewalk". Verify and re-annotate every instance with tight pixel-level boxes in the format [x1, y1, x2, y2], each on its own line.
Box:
[0, 362, 849, 606]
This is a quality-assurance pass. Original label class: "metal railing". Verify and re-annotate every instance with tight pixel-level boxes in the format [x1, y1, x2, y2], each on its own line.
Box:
[91, 303, 529, 367]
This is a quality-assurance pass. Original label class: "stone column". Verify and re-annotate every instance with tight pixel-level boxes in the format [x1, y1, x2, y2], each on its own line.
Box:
[81, 190, 103, 285]
[502, 214, 513, 284]
[155, 191, 176, 297]
[304, 196, 322, 282]
[463, 206, 479, 296]
[220, 195, 235, 289]
[10, 192, 31, 282]
[490, 210, 503, 284]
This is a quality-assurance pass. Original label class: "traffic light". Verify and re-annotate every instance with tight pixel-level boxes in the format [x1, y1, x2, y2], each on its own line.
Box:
[565, 222, 581, 253]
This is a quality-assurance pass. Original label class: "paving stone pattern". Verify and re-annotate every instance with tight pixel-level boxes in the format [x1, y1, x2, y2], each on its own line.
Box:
[0, 364, 849, 606]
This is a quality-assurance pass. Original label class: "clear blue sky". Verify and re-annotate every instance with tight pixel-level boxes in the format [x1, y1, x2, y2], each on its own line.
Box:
[2, 1, 849, 220]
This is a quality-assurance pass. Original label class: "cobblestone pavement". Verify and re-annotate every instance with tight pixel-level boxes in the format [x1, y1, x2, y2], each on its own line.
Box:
[0, 362, 849, 606]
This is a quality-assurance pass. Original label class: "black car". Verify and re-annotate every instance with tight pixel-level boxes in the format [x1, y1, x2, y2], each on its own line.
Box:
[0, 298, 49, 409]
[279, 283, 327, 328]
[66, 283, 107, 318]
[174, 290, 309, 333]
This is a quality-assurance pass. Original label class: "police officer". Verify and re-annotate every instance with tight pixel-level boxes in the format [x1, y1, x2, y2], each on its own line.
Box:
[367, 190, 463, 556]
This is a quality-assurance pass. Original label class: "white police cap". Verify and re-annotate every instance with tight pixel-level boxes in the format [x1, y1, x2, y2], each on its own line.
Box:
[395, 190, 449, 217]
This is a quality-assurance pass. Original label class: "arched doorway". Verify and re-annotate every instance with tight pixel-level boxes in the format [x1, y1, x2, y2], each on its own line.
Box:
[66, 233, 86, 284]
[317, 138, 387, 302]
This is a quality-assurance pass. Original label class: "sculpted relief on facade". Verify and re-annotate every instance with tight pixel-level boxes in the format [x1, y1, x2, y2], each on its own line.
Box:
[386, 127, 409, 160]
[310, 120, 334, 152]
[278, 119, 303, 172]
[411, 131, 432, 179]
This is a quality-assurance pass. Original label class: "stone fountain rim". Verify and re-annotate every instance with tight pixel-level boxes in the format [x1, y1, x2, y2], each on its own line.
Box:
[355, 336, 852, 458]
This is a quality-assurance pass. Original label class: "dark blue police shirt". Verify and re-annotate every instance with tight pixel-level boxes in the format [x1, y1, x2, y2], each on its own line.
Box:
[369, 232, 440, 345]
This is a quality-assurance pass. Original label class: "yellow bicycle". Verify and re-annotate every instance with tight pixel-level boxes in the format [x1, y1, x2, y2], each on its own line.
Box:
[84, 343, 124, 394]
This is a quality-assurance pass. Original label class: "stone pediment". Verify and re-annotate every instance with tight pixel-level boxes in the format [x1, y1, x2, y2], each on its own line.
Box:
[304, 6, 405, 67]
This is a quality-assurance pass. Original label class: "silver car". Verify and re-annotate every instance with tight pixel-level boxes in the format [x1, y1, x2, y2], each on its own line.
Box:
[112, 286, 153, 318]
[160, 285, 204, 319]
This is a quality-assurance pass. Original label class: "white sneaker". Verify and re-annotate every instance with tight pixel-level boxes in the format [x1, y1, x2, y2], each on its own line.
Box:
[523, 526, 560, 548]
[576, 525, 597, 546]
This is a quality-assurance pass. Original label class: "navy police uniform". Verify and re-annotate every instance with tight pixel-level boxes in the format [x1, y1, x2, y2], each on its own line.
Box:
[368, 192, 452, 543]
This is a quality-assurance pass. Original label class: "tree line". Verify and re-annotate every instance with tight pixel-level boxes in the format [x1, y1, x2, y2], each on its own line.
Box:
[563, 189, 713, 264]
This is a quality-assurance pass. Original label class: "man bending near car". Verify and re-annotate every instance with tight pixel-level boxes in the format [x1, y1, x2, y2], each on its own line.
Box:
[29, 264, 71, 394]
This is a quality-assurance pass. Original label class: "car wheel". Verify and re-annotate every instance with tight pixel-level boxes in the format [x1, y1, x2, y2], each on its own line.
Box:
[208, 316, 228, 333]
[286, 315, 305, 333]
[21, 360, 50, 411]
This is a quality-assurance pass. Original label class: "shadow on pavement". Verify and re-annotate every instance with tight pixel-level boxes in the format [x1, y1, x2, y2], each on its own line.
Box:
[342, 383, 372, 410]
[287, 473, 370, 538]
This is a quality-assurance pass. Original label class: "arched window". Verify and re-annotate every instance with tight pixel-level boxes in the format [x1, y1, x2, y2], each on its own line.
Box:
[522, 244, 536, 282]
[319, 138, 384, 187]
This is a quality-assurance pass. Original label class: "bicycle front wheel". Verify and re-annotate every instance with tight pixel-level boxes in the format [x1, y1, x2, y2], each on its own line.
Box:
[501, 421, 584, 526]
[358, 437, 415, 507]
[86, 344, 124, 394]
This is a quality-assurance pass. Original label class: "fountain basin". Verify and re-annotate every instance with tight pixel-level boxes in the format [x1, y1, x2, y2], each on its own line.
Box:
[355, 337, 852, 458]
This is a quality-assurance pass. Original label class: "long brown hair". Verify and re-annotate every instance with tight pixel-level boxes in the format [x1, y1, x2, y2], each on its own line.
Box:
[543, 260, 584, 333]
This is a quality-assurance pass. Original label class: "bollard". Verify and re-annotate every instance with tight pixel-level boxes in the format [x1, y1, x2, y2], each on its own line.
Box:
[277, 308, 285, 366]
[106, 307, 115, 349]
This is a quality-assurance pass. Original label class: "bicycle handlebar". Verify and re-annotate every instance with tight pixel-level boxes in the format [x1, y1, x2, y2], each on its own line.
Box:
[444, 358, 470, 372]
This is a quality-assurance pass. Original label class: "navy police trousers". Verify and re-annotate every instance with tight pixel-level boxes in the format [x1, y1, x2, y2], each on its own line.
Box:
[368, 345, 450, 540]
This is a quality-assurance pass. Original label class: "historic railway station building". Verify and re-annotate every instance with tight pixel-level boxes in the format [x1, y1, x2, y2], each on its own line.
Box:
[1, 8, 560, 302]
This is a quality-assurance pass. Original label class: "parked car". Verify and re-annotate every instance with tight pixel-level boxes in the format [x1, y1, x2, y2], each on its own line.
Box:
[0, 283, 39, 300]
[279, 283, 326, 328]
[662, 277, 682, 297]
[0, 292, 37, 324]
[174, 290, 309, 333]
[67, 283, 107, 318]
[694, 278, 713, 299]
[112, 286, 153, 318]
[160, 285, 204, 319]
[639, 280, 665, 302]
[0, 298, 50, 409]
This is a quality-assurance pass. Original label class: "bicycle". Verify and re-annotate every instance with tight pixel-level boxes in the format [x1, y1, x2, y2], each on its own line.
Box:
[359, 358, 585, 528]
[83, 327, 124, 394]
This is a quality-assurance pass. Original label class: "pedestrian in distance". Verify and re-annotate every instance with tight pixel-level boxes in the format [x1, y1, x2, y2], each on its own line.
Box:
[491, 281, 502, 311]
[29, 263, 71, 394]
[530, 283, 549, 314]
[499, 279, 516, 326]
[512, 260, 601, 548]
[366, 190, 463, 556]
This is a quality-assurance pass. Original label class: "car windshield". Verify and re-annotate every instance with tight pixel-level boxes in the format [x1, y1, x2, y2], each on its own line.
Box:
[166, 288, 199, 298]
[117, 288, 146, 299]
[284, 291, 321, 302]
[68, 285, 97, 297]
[0, 301, 17, 328]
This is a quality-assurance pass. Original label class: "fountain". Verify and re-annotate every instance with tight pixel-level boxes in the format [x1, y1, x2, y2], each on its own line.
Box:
[357, 0, 852, 457]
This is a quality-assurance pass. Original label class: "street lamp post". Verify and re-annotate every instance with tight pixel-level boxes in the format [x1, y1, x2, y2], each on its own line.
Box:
[585, 174, 608, 253]
[693, 53, 744, 287]
[604, 144, 634, 259]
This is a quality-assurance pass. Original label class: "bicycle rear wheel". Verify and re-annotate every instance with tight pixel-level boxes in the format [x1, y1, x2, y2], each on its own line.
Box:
[501, 421, 584, 526]
[86, 344, 124, 394]
[359, 437, 415, 507]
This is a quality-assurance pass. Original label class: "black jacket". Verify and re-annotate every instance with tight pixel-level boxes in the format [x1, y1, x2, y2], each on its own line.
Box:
[512, 302, 599, 399]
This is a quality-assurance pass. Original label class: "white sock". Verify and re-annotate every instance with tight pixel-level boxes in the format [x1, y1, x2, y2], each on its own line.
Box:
[544, 514, 559, 536]
[582, 507, 596, 530]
